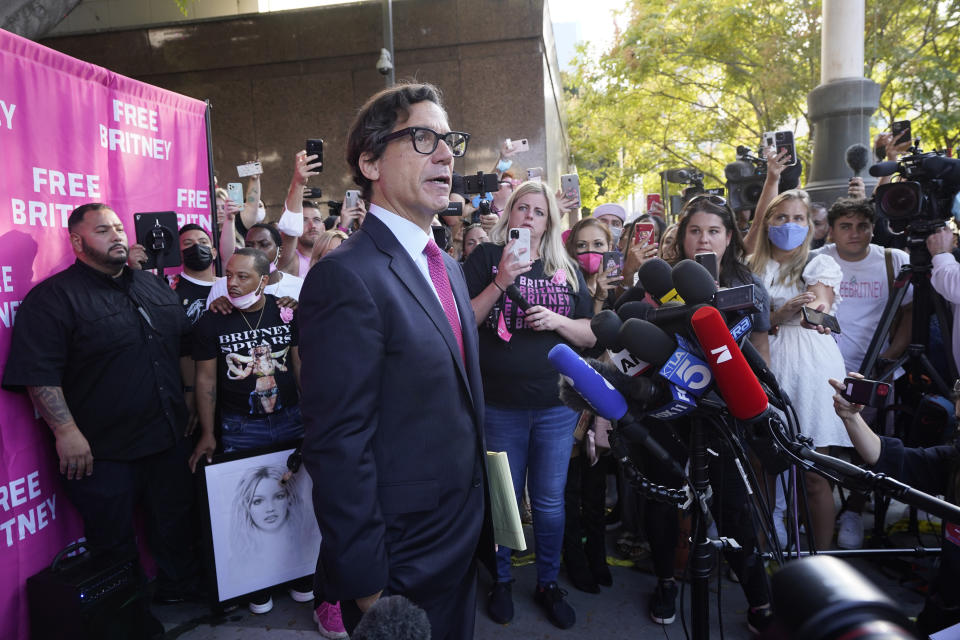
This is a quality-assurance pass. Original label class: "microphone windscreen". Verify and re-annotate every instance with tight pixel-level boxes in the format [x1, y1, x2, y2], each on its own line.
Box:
[613, 284, 649, 311]
[351, 595, 432, 640]
[618, 318, 677, 367]
[617, 300, 654, 322]
[505, 284, 532, 311]
[689, 306, 768, 420]
[845, 143, 870, 176]
[672, 259, 717, 304]
[869, 161, 900, 178]
[637, 258, 675, 301]
[548, 344, 628, 421]
[590, 310, 622, 350]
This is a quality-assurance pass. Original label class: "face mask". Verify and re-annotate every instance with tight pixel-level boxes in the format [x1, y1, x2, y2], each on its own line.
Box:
[256, 204, 267, 223]
[228, 282, 264, 310]
[768, 222, 808, 251]
[576, 251, 604, 274]
[182, 244, 213, 271]
[610, 226, 623, 245]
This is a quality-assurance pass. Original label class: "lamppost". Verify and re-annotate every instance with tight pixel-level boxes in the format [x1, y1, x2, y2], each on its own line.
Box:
[378, 0, 395, 87]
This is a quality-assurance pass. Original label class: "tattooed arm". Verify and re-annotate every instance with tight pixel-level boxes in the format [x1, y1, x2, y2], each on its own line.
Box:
[27, 386, 92, 480]
[238, 174, 262, 232]
[189, 358, 218, 472]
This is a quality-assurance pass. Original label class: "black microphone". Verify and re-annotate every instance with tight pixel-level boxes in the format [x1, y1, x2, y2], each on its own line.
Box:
[618, 318, 677, 368]
[505, 284, 532, 311]
[352, 595, 432, 640]
[671, 259, 718, 304]
[612, 284, 649, 311]
[591, 310, 623, 350]
[845, 143, 871, 177]
[638, 258, 681, 304]
[869, 161, 900, 178]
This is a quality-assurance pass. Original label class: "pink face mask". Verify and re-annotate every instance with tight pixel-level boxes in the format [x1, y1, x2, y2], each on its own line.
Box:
[576, 251, 603, 275]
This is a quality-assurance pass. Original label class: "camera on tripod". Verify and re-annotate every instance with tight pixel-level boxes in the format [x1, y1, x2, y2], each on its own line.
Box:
[725, 146, 766, 211]
[871, 146, 960, 235]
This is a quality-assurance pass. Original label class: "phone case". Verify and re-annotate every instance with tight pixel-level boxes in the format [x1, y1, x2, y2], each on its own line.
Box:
[345, 190, 360, 209]
[509, 228, 530, 260]
[226, 183, 243, 206]
[634, 222, 656, 246]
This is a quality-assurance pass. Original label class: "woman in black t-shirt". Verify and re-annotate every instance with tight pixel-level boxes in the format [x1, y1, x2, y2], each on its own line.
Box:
[464, 181, 595, 630]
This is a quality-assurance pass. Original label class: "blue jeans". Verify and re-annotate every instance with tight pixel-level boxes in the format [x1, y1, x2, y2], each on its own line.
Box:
[221, 404, 304, 452]
[484, 404, 578, 585]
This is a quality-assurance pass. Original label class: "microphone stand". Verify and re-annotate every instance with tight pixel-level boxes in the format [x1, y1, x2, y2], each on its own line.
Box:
[689, 416, 712, 640]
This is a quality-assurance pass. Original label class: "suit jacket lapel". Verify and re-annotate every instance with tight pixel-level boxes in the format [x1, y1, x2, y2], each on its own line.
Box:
[365, 216, 473, 401]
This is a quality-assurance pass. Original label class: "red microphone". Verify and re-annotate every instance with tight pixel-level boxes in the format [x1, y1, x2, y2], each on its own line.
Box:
[689, 306, 768, 420]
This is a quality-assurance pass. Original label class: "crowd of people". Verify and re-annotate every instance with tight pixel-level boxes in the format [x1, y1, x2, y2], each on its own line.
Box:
[3, 81, 960, 640]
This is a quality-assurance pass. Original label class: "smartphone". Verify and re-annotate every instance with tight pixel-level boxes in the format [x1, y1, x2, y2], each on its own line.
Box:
[764, 130, 797, 166]
[646, 193, 662, 212]
[601, 251, 622, 279]
[345, 189, 361, 210]
[509, 227, 531, 261]
[695, 252, 719, 281]
[527, 167, 544, 182]
[463, 172, 499, 195]
[443, 201, 463, 218]
[515, 138, 530, 152]
[304, 187, 323, 199]
[801, 306, 842, 334]
[842, 377, 892, 408]
[432, 225, 451, 252]
[305, 138, 324, 170]
[891, 119, 911, 146]
[560, 174, 580, 207]
[237, 161, 263, 177]
[634, 221, 656, 247]
[226, 182, 243, 207]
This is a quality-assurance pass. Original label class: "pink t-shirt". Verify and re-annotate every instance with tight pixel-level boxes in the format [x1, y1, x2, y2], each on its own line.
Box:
[297, 249, 311, 278]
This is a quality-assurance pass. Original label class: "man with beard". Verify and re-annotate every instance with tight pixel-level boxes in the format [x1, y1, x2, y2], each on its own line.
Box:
[2, 203, 200, 632]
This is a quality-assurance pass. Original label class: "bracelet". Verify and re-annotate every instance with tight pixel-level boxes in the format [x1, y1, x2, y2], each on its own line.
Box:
[493, 280, 506, 293]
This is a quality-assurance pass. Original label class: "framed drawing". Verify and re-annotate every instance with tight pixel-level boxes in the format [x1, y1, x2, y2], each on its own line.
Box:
[198, 442, 321, 603]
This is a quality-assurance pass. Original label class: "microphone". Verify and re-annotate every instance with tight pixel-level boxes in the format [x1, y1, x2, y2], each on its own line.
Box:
[869, 161, 900, 178]
[845, 143, 871, 177]
[689, 306, 768, 420]
[638, 258, 683, 304]
[505, 284, 533, 311]
[351, 595, 432, 640]
[612, 284, 649, 311]
[548, 344, 682, 473]
[619, 317, 713, 398]
[671, 259, 717, 304]
[591, 310, 652, 377]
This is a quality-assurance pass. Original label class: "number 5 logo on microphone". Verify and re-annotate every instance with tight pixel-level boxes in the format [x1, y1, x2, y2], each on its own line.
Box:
[659, 348, 713, 397]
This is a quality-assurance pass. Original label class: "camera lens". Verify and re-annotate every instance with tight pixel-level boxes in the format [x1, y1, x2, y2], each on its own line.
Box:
[880, 184, 920, 219]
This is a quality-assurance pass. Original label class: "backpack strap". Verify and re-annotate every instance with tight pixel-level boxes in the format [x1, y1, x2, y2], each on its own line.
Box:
[884, 248, 894, 292]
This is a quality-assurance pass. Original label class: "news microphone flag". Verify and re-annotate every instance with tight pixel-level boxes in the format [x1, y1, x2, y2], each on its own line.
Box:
[547, 344, 628, 421]
[689, 306, 768, 420]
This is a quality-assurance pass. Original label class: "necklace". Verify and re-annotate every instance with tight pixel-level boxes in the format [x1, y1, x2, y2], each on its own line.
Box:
[239, 302, 266, 333]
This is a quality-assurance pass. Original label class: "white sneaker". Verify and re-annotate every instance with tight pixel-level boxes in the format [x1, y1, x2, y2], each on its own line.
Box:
[836, 511, 864, 549]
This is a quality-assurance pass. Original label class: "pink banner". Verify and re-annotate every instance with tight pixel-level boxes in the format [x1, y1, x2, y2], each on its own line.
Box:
[0, 28, 212, 640]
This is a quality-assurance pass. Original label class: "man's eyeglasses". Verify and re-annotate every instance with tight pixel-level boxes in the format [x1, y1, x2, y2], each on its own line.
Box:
[378, 127, 470, 157]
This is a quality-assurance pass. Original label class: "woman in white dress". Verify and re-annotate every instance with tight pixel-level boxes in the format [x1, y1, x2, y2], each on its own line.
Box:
[748, 189, 851, 550]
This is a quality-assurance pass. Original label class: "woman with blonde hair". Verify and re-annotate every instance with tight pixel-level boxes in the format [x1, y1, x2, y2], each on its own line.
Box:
[464, 180, 595, 630]
[748, 188, 850, 550]
[309, 229, 349, 268]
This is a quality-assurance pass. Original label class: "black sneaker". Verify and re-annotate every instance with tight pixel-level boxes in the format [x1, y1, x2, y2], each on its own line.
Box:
[649, 580, 678, 625]
[534, 582, 575, 629]
[487, 581, 514, 624]
[747, 605, 774, 635]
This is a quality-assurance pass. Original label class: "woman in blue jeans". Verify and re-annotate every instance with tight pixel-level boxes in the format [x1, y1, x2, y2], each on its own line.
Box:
[464, 181, 596, 630]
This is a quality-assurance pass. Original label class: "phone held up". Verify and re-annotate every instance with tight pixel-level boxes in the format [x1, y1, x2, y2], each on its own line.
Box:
[509, 227, 531, 261]
[695, 252, 719, 281]
[763, 130, 798, 166]
[344, 189, 360, 210]
[601, 251, 622, 279]
[801, 306, 842, 334]
[305, 138, 324, 170]
[226, 182, 244, 207]
[560, 174, 581, 208]
[634, 221, 656, 247]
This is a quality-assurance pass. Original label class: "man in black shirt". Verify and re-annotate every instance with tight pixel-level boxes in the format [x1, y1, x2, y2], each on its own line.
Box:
[2, 203, 199, 610]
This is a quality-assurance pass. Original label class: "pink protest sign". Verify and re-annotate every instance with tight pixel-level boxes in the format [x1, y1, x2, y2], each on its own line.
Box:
[0, 29, 213, 640]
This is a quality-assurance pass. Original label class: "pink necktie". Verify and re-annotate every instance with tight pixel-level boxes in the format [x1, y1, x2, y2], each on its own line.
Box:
[424, 238, 464, 363]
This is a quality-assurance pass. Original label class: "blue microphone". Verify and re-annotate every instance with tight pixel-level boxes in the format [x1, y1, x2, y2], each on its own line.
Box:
[548, 344, 682, 475]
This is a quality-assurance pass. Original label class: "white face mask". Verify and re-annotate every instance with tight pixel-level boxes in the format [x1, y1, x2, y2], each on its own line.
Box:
[255, 204, 267, 223]
[228, 282, 264, 309]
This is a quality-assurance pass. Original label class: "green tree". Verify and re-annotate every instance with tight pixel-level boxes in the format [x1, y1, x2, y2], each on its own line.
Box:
[567, 0, 960, 211]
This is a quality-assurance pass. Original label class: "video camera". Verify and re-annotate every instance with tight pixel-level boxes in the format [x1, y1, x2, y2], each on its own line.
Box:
[725, 146, 767, 211]
[870, 146, 960, 236]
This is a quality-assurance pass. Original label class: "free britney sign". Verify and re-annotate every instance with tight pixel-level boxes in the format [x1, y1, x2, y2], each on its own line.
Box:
[0, 29, 212, 640]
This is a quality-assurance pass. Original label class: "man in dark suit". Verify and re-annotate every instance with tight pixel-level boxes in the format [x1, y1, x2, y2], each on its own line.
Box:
[299, 83, 489, 640]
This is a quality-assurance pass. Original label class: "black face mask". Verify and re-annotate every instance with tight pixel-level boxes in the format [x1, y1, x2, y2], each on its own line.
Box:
[182, 243, 213, 271]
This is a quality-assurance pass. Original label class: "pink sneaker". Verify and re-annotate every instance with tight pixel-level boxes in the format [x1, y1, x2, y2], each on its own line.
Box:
[313, 601, 348, 639]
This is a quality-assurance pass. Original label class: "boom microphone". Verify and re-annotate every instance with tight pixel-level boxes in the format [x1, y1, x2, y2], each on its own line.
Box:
[505, 284, 532, 311]
[351, 595, 432, 640]
[548, 344, 682, 473]
[638, 258, 682, 304]
[689, 306, 768, 420]
[845, 143, 871, 177]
